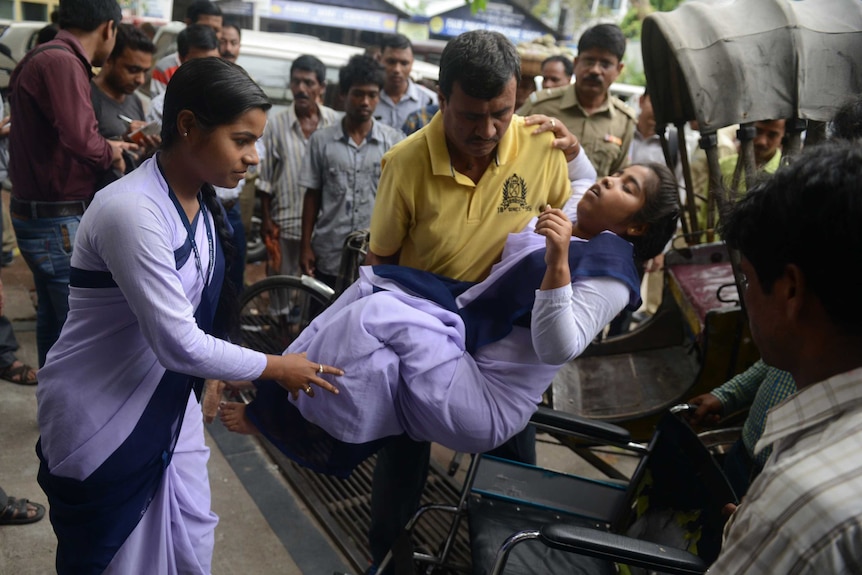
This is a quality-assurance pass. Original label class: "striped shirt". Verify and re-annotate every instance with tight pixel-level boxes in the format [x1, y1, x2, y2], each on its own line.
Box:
[709, 367, 862, 574]
[256, 104, 341, 240]
[710, 360, 797, 468]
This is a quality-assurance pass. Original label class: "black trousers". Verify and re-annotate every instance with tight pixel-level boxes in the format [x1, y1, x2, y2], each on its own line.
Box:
[368, 425, 537, 572]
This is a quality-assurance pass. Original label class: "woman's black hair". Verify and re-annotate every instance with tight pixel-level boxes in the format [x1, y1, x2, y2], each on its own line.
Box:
[623, 162, 679, 260]
[161, 57, 271, 339]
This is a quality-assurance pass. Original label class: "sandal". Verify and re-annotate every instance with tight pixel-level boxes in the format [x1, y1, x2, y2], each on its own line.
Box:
[0, 496, 45, 525]
[0, 361, 38, 386]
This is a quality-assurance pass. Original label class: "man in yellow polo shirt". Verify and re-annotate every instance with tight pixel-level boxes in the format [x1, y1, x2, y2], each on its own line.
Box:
[364, 29, 579, 573]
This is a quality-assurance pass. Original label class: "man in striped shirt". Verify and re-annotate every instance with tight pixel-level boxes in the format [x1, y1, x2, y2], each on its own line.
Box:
[708, 140, 862, 574]
[256, 55, 341, 278]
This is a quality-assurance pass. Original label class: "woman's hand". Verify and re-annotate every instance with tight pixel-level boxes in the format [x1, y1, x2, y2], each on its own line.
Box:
[263, 351, 343, 400]
[523, 114, 581, 162]
[536, 205, 573, 290]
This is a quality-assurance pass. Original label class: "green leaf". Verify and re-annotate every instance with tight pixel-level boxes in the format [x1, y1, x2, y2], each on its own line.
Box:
[468, 0, 489, 14]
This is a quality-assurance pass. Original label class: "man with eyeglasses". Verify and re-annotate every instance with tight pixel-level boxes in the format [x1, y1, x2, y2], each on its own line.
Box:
[518, 23, 635, 177]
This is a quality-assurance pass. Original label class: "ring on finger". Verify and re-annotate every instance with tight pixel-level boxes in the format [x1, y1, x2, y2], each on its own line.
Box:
[303, 384, 312, 394]
[318, 363, 324, 374]
[550, 119, 555, 129]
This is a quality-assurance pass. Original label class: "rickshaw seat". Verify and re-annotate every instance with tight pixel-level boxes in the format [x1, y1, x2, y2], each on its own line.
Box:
[666, 261, 737, 338]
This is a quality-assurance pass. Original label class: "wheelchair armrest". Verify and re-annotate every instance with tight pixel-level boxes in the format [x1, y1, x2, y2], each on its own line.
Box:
[530, 406, 631, 445]
[540, 524, 709, 575]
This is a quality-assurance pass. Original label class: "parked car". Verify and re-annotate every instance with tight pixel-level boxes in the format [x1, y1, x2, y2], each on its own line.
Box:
[150, 24, 440, 111]
[0, 21, 48, 98]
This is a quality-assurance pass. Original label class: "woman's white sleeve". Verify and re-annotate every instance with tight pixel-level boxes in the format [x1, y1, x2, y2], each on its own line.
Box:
[531, 276, 630, 365]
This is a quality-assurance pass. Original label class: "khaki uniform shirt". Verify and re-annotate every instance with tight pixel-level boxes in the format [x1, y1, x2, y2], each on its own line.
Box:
[518, 85, 636, 177]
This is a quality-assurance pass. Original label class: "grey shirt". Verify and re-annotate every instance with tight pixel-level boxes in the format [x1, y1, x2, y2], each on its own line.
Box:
[299, 119, 403, 275]
[375, 80, 438, 133]
[90, 81, 146, 140]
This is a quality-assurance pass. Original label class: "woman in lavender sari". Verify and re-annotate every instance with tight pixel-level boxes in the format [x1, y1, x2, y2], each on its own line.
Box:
[221, 162, 680, 478]
[35, 58, 342, 575]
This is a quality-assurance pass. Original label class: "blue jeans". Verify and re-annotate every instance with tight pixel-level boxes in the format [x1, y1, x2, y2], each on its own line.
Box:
[12, 215, 79, 366]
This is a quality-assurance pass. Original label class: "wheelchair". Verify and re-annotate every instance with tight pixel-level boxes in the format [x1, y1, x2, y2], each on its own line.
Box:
[237, 229, 369, 355]
[373, 405, 735, 575]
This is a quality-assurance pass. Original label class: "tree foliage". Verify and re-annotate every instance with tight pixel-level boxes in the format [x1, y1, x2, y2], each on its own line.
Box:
[620, 0, 684, 40]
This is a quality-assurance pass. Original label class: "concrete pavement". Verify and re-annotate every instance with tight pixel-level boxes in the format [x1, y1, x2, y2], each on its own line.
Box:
[0, 243, 350, 574]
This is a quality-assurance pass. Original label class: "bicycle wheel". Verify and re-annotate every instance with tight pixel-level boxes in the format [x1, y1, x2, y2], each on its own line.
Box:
[238, 275, 335, 355]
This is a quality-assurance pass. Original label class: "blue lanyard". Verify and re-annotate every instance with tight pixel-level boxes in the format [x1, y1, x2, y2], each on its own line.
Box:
[168, 188, 214, 286]
[157, 156, 215, 285]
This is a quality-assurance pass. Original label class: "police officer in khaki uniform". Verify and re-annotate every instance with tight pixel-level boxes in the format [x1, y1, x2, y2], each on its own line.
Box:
[519, 23, 635, 177]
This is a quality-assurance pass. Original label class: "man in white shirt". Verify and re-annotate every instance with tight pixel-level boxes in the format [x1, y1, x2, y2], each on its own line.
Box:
[373, 33, 437, 133]
[709, 140, 862, 574]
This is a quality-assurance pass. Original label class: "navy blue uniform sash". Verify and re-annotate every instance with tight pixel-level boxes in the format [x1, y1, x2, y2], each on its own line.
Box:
[39, 208, 225, 574]
[247, 233, 640, 478]
[373, 233, 641, 353]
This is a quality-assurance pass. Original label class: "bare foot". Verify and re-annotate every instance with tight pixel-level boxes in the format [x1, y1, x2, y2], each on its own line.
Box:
[219, 402, 259, 435]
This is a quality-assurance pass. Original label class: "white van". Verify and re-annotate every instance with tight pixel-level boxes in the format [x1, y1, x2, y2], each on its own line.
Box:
[151, 24, 439, 109]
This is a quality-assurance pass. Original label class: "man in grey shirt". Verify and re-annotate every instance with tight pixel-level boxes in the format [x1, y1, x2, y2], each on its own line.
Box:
[373, 33, 437, 133]
[299, 55, 403, 288]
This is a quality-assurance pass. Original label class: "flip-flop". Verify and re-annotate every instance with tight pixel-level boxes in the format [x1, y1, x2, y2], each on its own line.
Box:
[0, 496, 45, 525]
[0, 361, 38, 386]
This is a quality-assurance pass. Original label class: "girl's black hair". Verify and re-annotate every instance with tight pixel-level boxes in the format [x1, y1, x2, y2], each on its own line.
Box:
[623, 162, 680, 260]
[162, 58, 271, 339]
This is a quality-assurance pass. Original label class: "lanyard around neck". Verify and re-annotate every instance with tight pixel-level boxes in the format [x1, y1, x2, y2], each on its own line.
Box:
[157, 155, 215, 286]
[169, 187, 214, 286]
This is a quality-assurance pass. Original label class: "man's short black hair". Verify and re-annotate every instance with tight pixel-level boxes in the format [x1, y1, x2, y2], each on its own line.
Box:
[36, 24, 58, 45]
[291, 54, 326, 85]
[831, 95, 862, 141]
[177, 24, 218, 59]
[186, 0, 222, 22]
[439, 30, 519, 101]
[110, 23, 155, 59]
[380, 33, 412, 53]
[578, 23, 626, 62]
[338, 54, 385, 95]
[541, 54, 573, 77]
[721, 141, 862, 337]
[58, 0, 121, 33]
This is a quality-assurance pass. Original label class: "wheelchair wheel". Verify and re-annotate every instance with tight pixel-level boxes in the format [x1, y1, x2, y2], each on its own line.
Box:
[238, 275, 335, 355]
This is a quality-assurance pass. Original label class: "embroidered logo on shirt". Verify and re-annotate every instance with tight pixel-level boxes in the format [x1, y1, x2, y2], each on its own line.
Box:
[498, 174, 529, 213]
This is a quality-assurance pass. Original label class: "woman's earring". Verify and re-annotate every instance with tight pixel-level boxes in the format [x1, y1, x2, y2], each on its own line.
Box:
[183, 132, 188, 137]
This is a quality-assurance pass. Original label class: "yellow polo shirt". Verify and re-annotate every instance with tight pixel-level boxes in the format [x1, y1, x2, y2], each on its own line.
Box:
[369, 113, 570, 282]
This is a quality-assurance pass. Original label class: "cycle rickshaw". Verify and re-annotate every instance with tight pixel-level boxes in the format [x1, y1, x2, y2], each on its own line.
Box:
[234, 1, 862, 572]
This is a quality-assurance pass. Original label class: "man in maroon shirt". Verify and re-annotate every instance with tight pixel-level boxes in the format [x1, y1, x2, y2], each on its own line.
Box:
[9, 0, 133, 366]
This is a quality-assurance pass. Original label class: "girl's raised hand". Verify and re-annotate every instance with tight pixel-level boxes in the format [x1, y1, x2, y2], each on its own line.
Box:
[535, 205, 573, 267]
